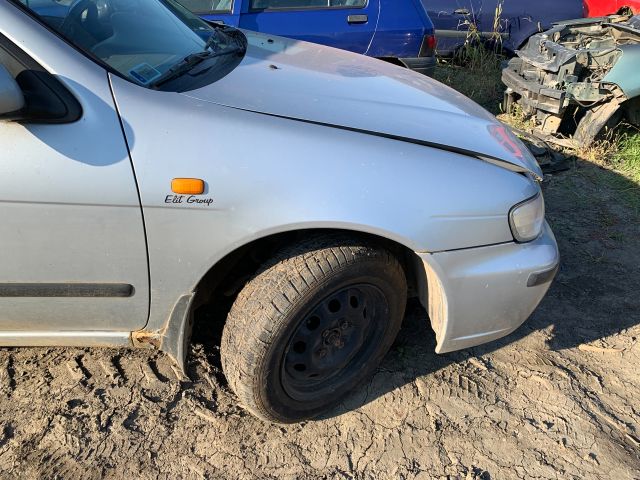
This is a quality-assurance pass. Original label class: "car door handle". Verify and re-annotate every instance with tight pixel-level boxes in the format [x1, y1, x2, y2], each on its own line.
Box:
[454, 8, 470, 15]
[347, 14, 368, 24]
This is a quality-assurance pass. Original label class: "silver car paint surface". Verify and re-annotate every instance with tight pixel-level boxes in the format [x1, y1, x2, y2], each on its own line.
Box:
[0, 4, 149, 332]
[0, 1, 558, 362]
[111, 74, 539, 336]
[420, 222, 558, 353]
[185, 31, 543, 179]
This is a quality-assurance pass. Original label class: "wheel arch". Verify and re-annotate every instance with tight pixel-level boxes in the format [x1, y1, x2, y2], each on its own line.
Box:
[193, 227, 426, 306]
[156, 227, 430, 372]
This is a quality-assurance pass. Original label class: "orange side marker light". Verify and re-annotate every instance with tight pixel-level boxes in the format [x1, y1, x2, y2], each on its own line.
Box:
[171, 178, 205, 195]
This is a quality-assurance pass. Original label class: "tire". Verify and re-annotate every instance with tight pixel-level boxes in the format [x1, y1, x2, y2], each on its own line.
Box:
[220, 234, 407, 423]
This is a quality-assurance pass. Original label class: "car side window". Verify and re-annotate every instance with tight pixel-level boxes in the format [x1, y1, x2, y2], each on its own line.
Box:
[178, 0, 233, 13]
[250, 0, 366, 10]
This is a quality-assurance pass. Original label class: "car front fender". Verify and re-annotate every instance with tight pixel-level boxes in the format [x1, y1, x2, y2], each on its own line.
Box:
[109, 74, 539, 341]
[603, 44, 640, 98]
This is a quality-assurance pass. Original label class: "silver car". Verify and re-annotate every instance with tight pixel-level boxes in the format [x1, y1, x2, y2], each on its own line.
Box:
[0, 0, 559, 423]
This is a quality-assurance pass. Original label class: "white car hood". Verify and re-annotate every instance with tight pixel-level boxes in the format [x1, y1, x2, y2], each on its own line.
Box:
[182, 31, 542, 178]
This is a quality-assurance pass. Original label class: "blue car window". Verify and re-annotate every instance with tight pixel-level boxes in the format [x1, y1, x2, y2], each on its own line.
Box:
[250, 0, 365, 9]
[178, 0, 232, 13]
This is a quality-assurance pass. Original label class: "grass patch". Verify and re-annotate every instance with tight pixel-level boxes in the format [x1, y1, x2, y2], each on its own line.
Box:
[614, 130, 640, 183]
[566, 127, 640, 207]
[598, 130, 640, 212]
[433, 58, 503, 114]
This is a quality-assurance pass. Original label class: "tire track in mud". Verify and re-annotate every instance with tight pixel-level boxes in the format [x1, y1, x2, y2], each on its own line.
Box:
[0, 323, 637, 480]
[0, 355, 15, 398]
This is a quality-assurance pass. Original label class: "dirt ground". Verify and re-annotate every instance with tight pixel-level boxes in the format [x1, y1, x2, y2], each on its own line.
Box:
[0, 160, 638, 479]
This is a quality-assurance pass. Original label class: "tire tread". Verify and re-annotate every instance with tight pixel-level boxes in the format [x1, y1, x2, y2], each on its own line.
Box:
[220, 234, 406, 422]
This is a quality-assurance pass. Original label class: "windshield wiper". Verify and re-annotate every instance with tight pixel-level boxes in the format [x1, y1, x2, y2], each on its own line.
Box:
[204, 30, 229, 52]
[204, 24, 245, 53]
[151, 46, 245, 88]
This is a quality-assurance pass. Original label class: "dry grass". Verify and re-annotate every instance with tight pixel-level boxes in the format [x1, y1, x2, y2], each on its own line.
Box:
[498, 106, 640, 187]
[496, 104, 534, 132]
[452, 0, 505, 69]
[576, 136, 621, 165]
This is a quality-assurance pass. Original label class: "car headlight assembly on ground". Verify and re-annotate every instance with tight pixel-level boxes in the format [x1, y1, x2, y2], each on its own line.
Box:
[509, 193, 545, 243]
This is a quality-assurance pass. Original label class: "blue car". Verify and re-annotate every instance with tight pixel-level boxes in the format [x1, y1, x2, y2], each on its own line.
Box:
[180, 0, 437, 75]
[425, 0, 584, 55]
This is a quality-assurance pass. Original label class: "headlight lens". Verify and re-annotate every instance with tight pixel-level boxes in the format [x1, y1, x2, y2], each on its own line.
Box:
[509, 193, 545, 242]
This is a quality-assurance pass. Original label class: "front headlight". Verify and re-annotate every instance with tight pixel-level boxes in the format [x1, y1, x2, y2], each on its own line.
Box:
[509, 193, 545, 243]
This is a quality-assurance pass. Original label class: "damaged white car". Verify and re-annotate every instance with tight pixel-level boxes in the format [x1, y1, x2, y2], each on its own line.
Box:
[0, 0, 558, 422]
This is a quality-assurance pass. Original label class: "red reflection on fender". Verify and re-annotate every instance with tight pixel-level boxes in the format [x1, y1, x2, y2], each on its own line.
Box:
[488, 124, 525, 160]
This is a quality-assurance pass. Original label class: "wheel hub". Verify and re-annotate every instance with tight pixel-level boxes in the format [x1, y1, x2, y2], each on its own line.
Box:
[281, 284, 388, 400]
[322, 328, 345, 348]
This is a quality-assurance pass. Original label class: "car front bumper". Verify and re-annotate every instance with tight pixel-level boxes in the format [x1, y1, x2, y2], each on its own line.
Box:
[417, 221, 559, 353]
[399, 56, 437, 76]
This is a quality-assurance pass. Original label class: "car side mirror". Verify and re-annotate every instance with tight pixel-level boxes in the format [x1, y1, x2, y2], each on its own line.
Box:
[0, 64, 25, 121]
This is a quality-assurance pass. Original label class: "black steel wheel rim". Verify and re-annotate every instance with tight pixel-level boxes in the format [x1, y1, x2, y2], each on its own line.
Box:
[280, 283, 388, 402]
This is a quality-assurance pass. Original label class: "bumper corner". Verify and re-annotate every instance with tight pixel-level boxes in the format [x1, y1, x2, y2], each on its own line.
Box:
[399, 56, 437, 77]
[417, 222, 559, 353]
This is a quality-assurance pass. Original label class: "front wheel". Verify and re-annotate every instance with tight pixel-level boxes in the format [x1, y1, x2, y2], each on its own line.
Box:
[220, 234, 407, 423]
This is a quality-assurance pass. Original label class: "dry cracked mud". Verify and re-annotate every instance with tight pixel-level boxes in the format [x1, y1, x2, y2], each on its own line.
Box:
[0, 162, 638, 479]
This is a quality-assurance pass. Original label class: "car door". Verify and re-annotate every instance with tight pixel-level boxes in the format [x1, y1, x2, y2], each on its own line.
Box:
[428, 0, 583, 54]
[236, 0, 380, 55]
[505, 0, 583, 50]
[426, 0, 483, 54]
[0, 18, 149, 333]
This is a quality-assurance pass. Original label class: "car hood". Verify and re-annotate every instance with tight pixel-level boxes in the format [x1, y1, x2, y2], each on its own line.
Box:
[182, 31, 542, 178]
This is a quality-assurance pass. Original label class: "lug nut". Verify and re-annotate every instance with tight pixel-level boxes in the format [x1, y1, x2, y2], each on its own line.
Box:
[317, 348, 328, 358]
[340, 321, 350, 330]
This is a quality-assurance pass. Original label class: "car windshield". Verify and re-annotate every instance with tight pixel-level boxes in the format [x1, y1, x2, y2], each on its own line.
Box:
[15, 0, 246, 89]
